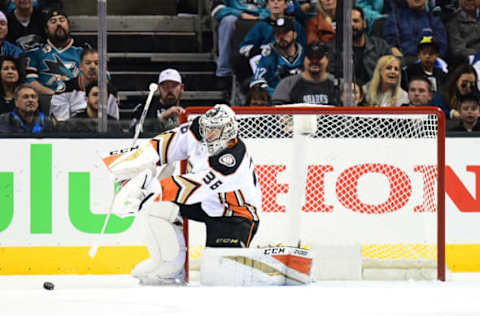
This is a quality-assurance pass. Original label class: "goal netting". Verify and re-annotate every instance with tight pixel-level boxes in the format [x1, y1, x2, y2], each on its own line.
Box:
[182, 106, 446, 281]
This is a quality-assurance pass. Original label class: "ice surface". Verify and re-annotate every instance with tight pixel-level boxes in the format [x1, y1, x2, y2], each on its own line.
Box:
[2, 273, 480, 316]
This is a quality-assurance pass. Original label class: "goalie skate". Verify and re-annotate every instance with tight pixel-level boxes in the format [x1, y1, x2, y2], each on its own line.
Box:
[135, 267, 186, 286]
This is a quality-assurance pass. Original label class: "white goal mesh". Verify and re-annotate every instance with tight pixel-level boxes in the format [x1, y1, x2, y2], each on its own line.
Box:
[182, 106, 445, 281]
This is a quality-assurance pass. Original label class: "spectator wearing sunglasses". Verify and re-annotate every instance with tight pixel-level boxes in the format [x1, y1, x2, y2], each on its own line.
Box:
[432, 64, 478, 120]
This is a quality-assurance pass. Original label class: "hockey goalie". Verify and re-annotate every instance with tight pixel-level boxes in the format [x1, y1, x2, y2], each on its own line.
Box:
[102, 104, 262, 285]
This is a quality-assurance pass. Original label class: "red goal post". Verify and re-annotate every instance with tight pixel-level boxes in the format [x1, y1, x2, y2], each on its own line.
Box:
[180, 106, 446, 281]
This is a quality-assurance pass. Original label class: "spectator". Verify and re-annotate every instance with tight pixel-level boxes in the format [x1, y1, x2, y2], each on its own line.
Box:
[355, 0, 389, 34]
[2, 0, 62, 12]
[211, 0, 270, 88]
[49, 47, 119, 121]
[432, 63, 478, 119]
[405, 34, 447, 93]
[383, 0, 447, 64]
[25, 9, 82, 95]
[6, 0, 46, 52]
[81, 81, 114, 119]
[306, 0, 336, 44]
[239, 0, 307, 74]
[446, 0, 480, 66]
[0, 83, 53, 132]
[430, 0, 459, 24]
[468, 50, 480, 88]
[341, 82, 366, 106]
[131, 68, 185, 134]
[0, 10, 23, 59]
[235, 1, 307, 103]
[0, 55, 23, 114]
[2, 0, 36, 12]
[403, 75, 434, 106]
[272, 41, 338, 105]
[448, 93, 480, 131]
[55, 81, 124, 133]
[349, 6, 401, 86]
[363, 55, 409, 106]
[245, 84, 271, 106]
[250, 17, 304, 95]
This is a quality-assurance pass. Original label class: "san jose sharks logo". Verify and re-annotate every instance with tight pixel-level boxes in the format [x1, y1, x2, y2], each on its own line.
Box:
[43, 54, 76, 78]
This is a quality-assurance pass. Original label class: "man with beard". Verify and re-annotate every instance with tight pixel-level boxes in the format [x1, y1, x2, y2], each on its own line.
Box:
[239, 0, 307, 75]
[131, 68, 185, 135]
[0, 83, 53, 133]
[322, 7, 402, 86]
[327, 6, 401, 86]
[350, 7, 401, 86]
[49, 48, 119, 121]
[25, 9, 83, 95]
[250, 17, 305, 95]
[234, 0, 307, 101]
[272, 41, 338, 105]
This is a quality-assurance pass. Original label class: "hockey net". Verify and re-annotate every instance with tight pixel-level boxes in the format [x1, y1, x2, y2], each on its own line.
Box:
[181, 106, 445, 281]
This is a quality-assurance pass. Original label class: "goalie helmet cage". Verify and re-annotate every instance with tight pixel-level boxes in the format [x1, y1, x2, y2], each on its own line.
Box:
[180, 106, 446, 282]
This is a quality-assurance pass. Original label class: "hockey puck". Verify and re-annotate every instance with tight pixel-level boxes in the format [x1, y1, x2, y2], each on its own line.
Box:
[43, 281, 54, 290]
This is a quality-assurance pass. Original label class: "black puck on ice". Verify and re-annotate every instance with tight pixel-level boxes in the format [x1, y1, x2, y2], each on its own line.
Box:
[43, 281, 54, 290]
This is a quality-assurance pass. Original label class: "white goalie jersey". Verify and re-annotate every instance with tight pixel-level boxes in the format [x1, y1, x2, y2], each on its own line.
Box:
[150, 117, 261, 221]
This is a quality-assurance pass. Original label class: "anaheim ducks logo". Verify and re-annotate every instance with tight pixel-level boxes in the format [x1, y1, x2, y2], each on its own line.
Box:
[219, 154, 236, 167]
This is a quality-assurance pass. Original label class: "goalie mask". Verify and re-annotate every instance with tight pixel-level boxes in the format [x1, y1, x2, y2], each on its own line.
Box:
[199, 104, 238, 156]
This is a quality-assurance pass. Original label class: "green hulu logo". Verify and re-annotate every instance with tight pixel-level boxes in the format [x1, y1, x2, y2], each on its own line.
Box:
[0, 144, 134, 234]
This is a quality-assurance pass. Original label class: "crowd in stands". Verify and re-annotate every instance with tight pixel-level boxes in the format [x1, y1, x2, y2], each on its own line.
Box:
[1, 0, 480, 135]
[214, 0, 480, 132]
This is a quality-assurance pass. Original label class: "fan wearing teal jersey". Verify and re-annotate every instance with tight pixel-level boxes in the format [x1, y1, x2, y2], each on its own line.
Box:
[25, 9, 83, 95]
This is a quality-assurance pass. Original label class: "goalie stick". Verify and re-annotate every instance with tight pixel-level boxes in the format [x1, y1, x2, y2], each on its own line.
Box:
[88, 83, 158, 258]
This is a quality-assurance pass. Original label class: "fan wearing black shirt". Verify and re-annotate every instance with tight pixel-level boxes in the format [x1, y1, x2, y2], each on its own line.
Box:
[6, 0, 46, 52]
[326, 7, 400, 87]
[272, 41, 338, 105]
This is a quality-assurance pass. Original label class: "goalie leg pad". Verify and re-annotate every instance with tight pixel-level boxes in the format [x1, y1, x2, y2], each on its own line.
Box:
[200, 247, 314, 286]
[131, 204, 185, 280]
[141, 199, 180, 224]
[145, 207, 181, 261]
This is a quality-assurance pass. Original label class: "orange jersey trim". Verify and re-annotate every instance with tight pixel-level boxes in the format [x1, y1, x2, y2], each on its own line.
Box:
[246, 221, 255, 247]
[160, 175, 201, 204]
[219, 190, 258, 221]
[160, 177, 179, 201]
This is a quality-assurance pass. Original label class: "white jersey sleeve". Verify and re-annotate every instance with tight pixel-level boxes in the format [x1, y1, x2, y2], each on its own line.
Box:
[150, 117, 203, 165]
